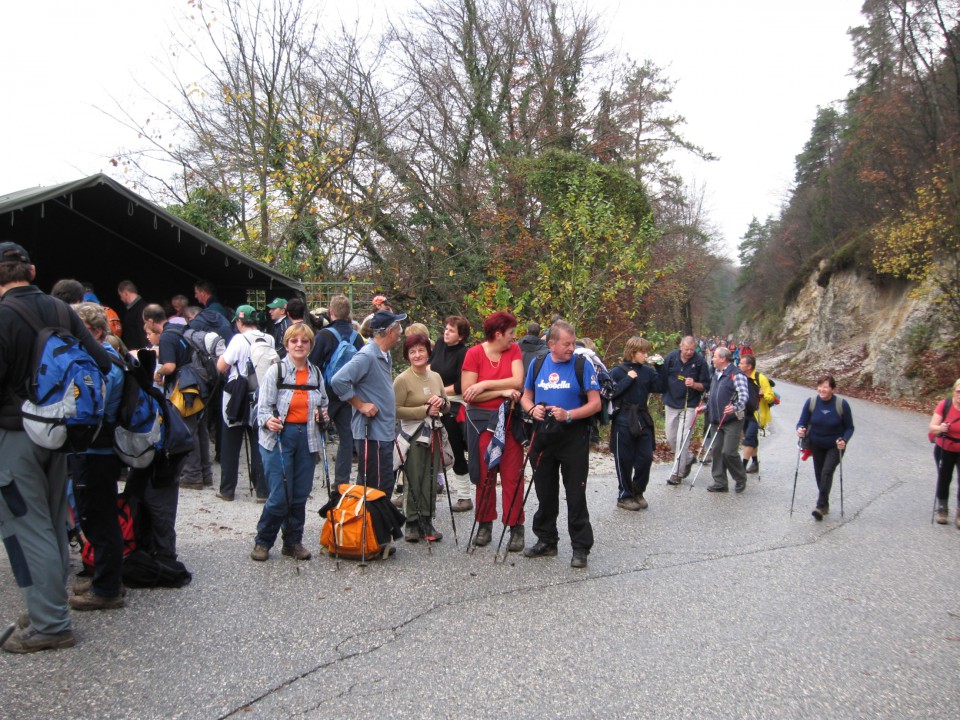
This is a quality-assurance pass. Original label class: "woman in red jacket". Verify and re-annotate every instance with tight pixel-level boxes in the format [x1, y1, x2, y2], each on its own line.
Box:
[928, 378, 960, 527]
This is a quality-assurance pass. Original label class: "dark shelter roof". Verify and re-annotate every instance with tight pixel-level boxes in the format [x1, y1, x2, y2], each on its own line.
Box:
[0, 174, 302, 308]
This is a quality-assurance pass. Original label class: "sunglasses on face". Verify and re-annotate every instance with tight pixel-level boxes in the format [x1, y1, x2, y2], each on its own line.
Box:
[287, 337, 311, 345]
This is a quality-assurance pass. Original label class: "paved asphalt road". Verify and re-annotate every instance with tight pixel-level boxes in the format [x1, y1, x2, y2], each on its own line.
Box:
[2, 379, 958, 719]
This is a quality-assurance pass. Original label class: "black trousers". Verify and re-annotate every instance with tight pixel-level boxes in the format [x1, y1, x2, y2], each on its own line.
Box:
[440, 406, 468, 476]
[69, 453, 124, 597]
[531, 422, 594, 551]
[812, 444, 842, 508]
[219, 423, 266, 498]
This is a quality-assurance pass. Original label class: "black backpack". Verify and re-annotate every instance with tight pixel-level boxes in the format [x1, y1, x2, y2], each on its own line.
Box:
[743, 373, 760, 417]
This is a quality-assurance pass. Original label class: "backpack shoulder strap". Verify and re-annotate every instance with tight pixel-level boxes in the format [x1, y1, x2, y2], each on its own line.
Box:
[574, 353, 586, 395]
[808, 396, 816, 414]
[835, 396, 843, 417]
[326, 326, 343, 343]
[532, 353, 546, 386]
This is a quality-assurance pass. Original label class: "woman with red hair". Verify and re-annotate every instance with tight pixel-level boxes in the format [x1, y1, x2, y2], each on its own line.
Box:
[461, 311, 526, 551]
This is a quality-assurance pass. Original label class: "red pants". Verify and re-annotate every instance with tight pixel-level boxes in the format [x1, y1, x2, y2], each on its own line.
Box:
[474, 430, 525, 525]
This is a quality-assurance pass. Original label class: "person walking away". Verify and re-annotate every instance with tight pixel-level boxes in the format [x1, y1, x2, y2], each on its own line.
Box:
[331, 309, 408, 497]
[609, 337, 664, 511]
[216, 305, 272, 502]
[461, 312, 526, 550]
[520, 321, 601, 568]
[428, 315, 472, 511]
[928, 378, 960, 527]
[67, 303, 126, 611]
[796, 375, 854, 520]
[738, 354, 775, 474]
[0, 242, 112, 653]
[117, 279, 148, 350]
[705, 347, 750, 494]
[518, 322, 547, 373]
[395, 334, 450, 541]
[661, 336, 710, 484]
[309, 294, 366, 485]
[250, 324, 328, 561]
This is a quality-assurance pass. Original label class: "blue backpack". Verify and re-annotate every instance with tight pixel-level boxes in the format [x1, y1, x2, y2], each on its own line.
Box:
[5, 297, 106, 452]
[323, 327, 359, 387]
[111, 350, 165, 469]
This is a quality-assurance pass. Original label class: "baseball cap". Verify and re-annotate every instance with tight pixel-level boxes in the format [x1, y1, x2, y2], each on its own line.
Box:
[370, 310, 407, 331]
[266, 297, 287, 309]
[234, 304, 257, 322]
[0, 242, 31, 263]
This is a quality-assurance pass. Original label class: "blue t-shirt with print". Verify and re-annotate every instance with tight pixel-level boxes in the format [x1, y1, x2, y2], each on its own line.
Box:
[524, 354, 601, 410]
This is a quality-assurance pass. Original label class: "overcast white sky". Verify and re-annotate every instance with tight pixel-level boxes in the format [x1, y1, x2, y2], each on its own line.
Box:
[0, 0, 865, 259]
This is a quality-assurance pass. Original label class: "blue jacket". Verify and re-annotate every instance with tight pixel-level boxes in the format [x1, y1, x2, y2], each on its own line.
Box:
[797, 396, 854, 449]
[330, 341, 396, 442]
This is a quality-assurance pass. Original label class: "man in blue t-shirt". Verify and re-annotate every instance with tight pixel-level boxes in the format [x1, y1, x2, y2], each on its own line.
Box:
[520, 321, 601, 569]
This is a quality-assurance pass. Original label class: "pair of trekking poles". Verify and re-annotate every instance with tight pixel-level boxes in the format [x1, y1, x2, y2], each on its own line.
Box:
[393, 416, 459, 554]
[466, 403, 546, 563]
[789, 434, 845, 518]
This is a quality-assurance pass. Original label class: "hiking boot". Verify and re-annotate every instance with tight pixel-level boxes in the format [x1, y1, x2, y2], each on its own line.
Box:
[180, 481, 204, 490]
[745, 459, 759, 474]
[507, 525, 525, 553]
[423, 522, 443, 542]
[405, 522, 422, 543]
[706, 483, 728, 493]
[281, 543, 312, 560]
[452, 498, 474, 512]
[681, 464, 692, 479]
[250, 543, 270, 561]
[69, 590, 125, 612]
[473, 522, 492, 547]
[812, 506, 825, 521]
[523, 540, 558, 558]
[215, 492, 234, 502]
[635, 495, 649, 509]
[935, 502, 948, 524]
[735, 480, 746, 493]
[2, 627, 75, 654]
[666, 474, 681, 486]
[16, 612, 29, 630]
[570, 549, 588, 569]
[617, 498, 642, 511]
[392, 493, 404, 509]
[72, 577, 92, 596]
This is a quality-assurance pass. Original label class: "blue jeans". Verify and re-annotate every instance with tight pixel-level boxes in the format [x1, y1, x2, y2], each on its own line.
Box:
[255, 424, 316, 548]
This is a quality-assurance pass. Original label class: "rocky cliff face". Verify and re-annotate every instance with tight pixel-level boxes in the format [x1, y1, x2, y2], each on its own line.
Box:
[748, 261, 945, 399]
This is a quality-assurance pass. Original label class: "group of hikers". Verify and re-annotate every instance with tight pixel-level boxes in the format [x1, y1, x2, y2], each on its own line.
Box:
[0, 238, 957, 654]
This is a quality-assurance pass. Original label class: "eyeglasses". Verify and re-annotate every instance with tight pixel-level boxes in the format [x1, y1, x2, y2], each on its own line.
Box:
[287, 337, 311, 345]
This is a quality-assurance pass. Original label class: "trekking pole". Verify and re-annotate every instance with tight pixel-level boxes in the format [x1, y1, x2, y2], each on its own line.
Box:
[319, 422, 333, 500]
[242, 429, 254, 498]
[394, 437, 432, 553]
[432, 417, 459, 547]
[688, 421, 720, 491]
[494, 419, 540, 563]
[272, 404, 292, 513]
[669, 389, 690, 479]
[0, 622, 15, 647]
[359, 419, 370, 568]
[672, 398, 704, 483]
[790, 437, 803, 517]
[837, 440, 845, 518]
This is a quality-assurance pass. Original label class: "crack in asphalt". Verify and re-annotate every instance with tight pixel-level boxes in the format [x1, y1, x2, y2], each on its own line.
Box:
[221, 479, 907, 718]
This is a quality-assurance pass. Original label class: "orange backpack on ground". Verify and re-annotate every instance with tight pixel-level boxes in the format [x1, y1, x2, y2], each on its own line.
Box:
[320, 483, 403, 561]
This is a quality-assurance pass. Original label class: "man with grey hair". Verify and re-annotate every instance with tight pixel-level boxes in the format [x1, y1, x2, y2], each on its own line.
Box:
[661, 335, 711, 484]
[331, 309, 407, 497]
[705, 346, 750, 493]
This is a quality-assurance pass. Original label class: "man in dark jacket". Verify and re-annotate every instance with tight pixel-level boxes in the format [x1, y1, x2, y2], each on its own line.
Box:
[308, 294, 365, 484]
[193, 279, 230, 320]
[0, 242, 112, 653]
[518, 322, 547, 372]
[661, 336, 711, 484]
[705, 347, 749, 494]
[117, 279, 148, 349]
